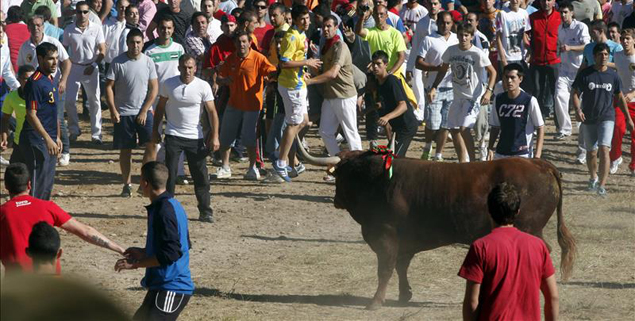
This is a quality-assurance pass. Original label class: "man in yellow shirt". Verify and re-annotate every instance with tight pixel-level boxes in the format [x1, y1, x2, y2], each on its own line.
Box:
[272, 5, 321, 182]
[1, 65, 36, 164]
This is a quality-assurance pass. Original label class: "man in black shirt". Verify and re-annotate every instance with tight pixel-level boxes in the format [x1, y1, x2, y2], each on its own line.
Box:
[370, 50, 419, 157]
[146, 0, 193, 44]
[622, 2, 635, 29]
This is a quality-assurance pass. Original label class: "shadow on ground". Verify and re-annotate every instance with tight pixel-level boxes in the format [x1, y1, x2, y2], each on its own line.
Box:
[241, 234, 365, 244]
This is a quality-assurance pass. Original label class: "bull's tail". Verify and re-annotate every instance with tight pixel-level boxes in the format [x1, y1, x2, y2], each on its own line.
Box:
[554, 169, 576, 281]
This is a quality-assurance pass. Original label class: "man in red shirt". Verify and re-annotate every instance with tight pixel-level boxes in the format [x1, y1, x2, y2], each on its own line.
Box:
[458, 183, 559, 321]
[529, 0, 561, 119]
[252, 0, 273, 49]
[1, 163, 125, 274]
[5, 6, 31, 72]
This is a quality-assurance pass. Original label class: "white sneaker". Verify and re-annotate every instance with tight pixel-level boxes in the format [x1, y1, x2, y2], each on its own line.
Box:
[479, 146, 488, 161]
[243, 167, 261, 180]
[609, 157, 623, 174]
[214, 166, 232, 179]
[0, 156, 9, 165]
[576, 151, 586, 164]
[58, 153, 70, 167]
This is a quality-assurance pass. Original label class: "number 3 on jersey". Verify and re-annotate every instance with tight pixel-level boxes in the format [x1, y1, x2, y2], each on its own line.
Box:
[48, 91, 55, 103]
[498, 104, 525, 118]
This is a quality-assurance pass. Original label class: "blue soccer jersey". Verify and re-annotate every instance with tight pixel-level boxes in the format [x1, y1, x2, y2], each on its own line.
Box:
[20, 70, 59, 144]
[491, 91, 544, 156]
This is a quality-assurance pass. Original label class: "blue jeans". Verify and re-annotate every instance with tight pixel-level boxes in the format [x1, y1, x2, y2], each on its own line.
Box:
[58, 92, 70, 154]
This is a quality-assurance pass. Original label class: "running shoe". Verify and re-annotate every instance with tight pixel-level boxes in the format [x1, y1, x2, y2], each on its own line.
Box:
[121, 184, 132, 198]
[609, 157, 623, 174]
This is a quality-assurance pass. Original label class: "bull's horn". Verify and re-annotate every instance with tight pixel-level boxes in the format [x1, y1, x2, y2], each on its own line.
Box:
[389, 134, 396, 151]
[295, 135, 341, 166]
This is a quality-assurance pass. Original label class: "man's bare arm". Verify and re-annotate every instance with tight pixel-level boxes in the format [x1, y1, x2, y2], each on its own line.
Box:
[462, 280, 481, 321]
[61, 218, 125, 254]
[540, 275, 559, 321]
[388, 51, 405, 75]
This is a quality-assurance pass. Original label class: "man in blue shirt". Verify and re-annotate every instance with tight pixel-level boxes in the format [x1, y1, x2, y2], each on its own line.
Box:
[19, 42, 61, 201]
[115, 161, 194, 320]
[572, 43, 634, 196]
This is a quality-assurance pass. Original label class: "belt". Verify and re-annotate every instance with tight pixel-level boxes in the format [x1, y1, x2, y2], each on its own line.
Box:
[71, 61, 94, 66]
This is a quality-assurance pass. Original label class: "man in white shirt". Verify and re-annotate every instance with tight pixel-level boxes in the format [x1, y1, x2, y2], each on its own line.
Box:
[416, 12, 457, 161]
[555, 3, 590, 139]
[199, 0, 222, 43]
[611, 0, 633, 27]
[18, 15, 73, 166]
[63, 1, 106, 144]
[399, 0, 428, 34]
[102, 0, 129, 65]
[610, 28, 635, 176]
[152, 54, 220, 223]
[496, 0, 531, 67]
[429, 22, 497, 163]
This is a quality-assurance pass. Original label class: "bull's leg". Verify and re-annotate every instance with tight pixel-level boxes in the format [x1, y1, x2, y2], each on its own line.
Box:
[396, 252, 415, 304]
[367, 248, 397, 310]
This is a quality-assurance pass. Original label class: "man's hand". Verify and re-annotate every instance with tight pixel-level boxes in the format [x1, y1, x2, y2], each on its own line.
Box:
[305, 58, 322, 70]
[427, 87, 437, 104]
[560, 44, 569, 52]
[45, 137, 60, 156]
[627, 118, 634, 132]
[480, 91, 492, 105]
[304, 73, 313, 85]
[59, 80, 67, 94]
[84, 65, 96, 76]
[406, 71, 412, 83]
[343, 25, 355, 42]
[136, 111, 147, 126]
[151, 130, 162, 144]
[378, 116, 390, 126]
[0, 134, 8, 151]
[111, 110, 121, 124]
[487, 149, 495, 161]
[115, 258, 137, 272]
[56, 137, 63, 153]
[123, 247, 145, 260]
[207, 134, 220, 152]
[575, 108, 586, 122]
[212, 83, 219, 96]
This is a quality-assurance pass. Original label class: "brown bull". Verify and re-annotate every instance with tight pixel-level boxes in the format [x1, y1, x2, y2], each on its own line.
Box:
[298, 145, 576, 310]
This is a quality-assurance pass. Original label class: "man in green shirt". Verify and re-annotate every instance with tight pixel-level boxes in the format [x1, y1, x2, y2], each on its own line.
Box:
[1, 65, 36, 164]
[21, 0, 58, 26]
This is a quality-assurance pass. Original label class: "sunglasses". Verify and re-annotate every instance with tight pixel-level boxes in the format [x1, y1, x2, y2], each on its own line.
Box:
[255, 5, 267, 9]
[77, 10, 90, 14]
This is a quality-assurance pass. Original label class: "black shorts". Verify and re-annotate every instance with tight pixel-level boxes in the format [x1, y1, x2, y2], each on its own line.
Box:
[113, 111, 153, 149]
[132, 290, 191, 321]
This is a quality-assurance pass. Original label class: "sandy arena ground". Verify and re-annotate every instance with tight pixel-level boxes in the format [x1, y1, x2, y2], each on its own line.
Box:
[1, 109, 634, 320]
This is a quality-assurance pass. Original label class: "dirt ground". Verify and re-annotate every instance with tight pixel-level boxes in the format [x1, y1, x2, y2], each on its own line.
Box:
[1, 110, 634, 321]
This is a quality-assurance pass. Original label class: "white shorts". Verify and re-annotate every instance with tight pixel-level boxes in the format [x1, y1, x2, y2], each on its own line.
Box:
[447, 98, 480, 129]
[278, 86, 308, 125]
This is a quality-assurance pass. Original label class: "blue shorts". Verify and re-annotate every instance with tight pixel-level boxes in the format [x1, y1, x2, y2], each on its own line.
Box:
[113, 111, 153, 149]
[219, 105, 260, 148]
[581, 121, 614, 151]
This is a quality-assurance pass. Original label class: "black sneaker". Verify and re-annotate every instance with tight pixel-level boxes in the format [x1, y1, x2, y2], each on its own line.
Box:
[199, 214, 214, 223]
[121, 184, 132, 198]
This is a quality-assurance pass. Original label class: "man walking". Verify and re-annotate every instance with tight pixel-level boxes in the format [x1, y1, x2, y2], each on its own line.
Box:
[152, 54, 220, 223]
[611, 28, 635, 176]
[105, 28, 158, 197]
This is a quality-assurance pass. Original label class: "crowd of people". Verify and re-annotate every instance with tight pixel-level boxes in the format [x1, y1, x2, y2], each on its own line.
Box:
[1, 0, 635, 318]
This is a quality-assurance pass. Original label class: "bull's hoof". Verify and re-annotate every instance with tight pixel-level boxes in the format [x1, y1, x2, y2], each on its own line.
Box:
[398, 290, 413, 304]
[365, 301, 383, 311]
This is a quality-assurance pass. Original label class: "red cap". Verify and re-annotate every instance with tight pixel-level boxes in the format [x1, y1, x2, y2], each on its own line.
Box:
[449, 10, 462, 23]
[222, 14, 237, 24]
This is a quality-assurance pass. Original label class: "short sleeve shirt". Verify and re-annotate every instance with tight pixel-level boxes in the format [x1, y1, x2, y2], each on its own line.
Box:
[442, 44, 492, 100]
[21, 0, 57, 20]
[20, 71, 59, 143]
[572, 66, 622, 124]
[361, 26, 407, 71]
[17, 35, 70, 80]
[218, 49, 277, 111]
[153, 7, 193, 45]
[278, 27, 308, 90]
[321, 41, 357, 99]
[458, 227, 555, 321]
[614, 51, 635, 101]
[1, 90, 26, 145]
[0, 195, 72, 272]
[572, 0, 602, 25]
[63, 21, 106, 64]
[144, 39, 184, 82]
[418, 32, 458, 88]
[495, 8, 531, 62]
[106, 53, 158, 116]
[377, 74, 419, 135]
[583, 40, 623, 66]
[160, 76, 214, 139]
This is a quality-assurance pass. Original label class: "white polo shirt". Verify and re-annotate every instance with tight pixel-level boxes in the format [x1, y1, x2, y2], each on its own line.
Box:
[418, 32, 458, 89]
[557, 19, 590, 75]
[63, 21, 106, 64]
[103, 17, 127, 64]
[160, 75, 214, 140]
[17, 35, 70, 80]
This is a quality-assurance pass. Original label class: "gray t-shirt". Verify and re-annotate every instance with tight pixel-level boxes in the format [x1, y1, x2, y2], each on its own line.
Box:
[106, 53, 158, 116]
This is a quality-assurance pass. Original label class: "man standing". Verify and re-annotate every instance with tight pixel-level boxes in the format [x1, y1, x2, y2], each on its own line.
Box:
[1, 163, 125, 273]
[496, 0, 531, 68]
[459, 183, 559, 321]
[147, 0, 193, 45]
[371, 50, 419, 156]
[429, 23, 497, 163]
[274, 5, 321, 182]
[63, 1, 107, 144]
[19, 43, 61, 200]
[416, 12, 457, 161]
[103, 0, 130, 67]
[529, 0, 561, 119]
[555, 2, 590, 140]
[305, 15, 363, 157]
[488, 63, 545, 160]
[105, 29, 158, 197]
[1, 65, 36, 164]
[137, 0, 157, 33]
[152, 54, 220, 223]
[18, 15, 72, 167]
[215, 31, 277, 180]
[573, 0, 603, 25]
[184, 12, 212, 82]
[115, 161, 193, 320]
[253, 0, 273, 47]
[21, 0, 58, 26]
[199, 0, 222, 43]
[571, 43, 634, 196]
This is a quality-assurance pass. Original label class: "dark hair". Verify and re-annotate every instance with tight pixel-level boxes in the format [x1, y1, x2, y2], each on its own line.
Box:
[314, 2, 331, 18]
[141, 162, 169, 190]
[158, 14, 175, 26]
[323, 14, 339, 25]
[34, 5, 53, 21]
[591, 19, 607, 34]
[27, 15, 46, 27]
[76, 1, 90, 10]
[608, 21, 620, 32]
[252, 0, 268, 6]
[456, 22, 475, 35]
[28, 222, 61, 262]
[6, 6, 24, 23]
[274, 30, 287, 40]
[291, 4, 310, 21]
[559, 1, 574, 12]
[125, 4, 138, 16]
[238, 10, 257, 25]
[4, 163, 30, 194]
[191, 11, 209, 25]
[593, 42, 610, 56]
[487, 183, 521, 225]
[36, 42, 58, 59]
[17, 64, 36, 79]
[232, 29, 251, 42]
[386, 0, 399, 9]
[269, 2, 286, 14]
[437, 11, 453, 23]
[126, 28, 144, 42]
[371, 50, 389, 64]
[179, 53, 196, 65]
[231, 7, 244, 17]
[503, 62, 524, 78]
